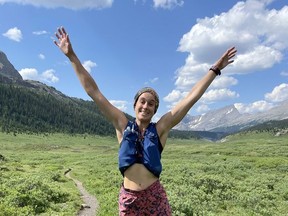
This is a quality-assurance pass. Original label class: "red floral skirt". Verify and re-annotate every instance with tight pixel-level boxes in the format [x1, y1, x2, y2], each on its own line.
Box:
[118, 180, 172, 216]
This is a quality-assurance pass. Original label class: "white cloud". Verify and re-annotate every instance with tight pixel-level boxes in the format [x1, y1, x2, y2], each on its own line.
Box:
[178, 0, 288, 55]
[38, 53, 45, 60]
[165, 0, 288, 112]
[2, 27, 22, 42]
[163, 89, 186, 102]
[234, 83, 288, 114]
[0, 0, 113, 10]
[163, 89, 188, 111]
[19, 68, 59, 83]
[235, 100, 274, 114]
[33, 30, 48, 35]
[150, 77, 159, 83]
[163, 88, 239, 111]
[196, 104, 210, 113]
[153, 0, 184, 9]
[174, 54, 208, 90]
[19, 68, 38, 79]
[42, 69, 59, 83]
[210, 76, 238, 89]
[177, 0, 287, 74]
[110, 100, 128, 112]
[280, 71, 288, 76]
[265, 83, 288, 102]
[83, 60, 97, 73]
[144, 77, 159, 85]
[202, 88, 239, 102]
[233, 46, 282, 73]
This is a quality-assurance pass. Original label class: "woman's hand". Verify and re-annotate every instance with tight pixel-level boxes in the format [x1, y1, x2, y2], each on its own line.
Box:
[214, 47, 237, 70]
[54, 27, 73, 57]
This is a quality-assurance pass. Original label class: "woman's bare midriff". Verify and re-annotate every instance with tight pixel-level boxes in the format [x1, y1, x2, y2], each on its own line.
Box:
[123, 163, 158, 191]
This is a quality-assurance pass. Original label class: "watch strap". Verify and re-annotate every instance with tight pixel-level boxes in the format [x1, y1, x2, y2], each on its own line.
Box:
[210, 66, 221, 76]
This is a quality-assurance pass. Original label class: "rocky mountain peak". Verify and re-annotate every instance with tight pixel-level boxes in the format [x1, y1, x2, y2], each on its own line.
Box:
[0, 50, 23, 82]
[0, 50, 71, 101]
[175, 101, 288, 134]
[175, 104, 242, 132]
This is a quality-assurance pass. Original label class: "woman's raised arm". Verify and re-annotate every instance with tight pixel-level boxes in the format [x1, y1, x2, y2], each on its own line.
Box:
[54, 27, 128, 141]
[157, 47, 237, 146]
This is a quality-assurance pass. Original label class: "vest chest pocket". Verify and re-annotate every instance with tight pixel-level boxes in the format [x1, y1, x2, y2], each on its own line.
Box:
[122, 125, 139, 144]
[145, 131, 157, 144]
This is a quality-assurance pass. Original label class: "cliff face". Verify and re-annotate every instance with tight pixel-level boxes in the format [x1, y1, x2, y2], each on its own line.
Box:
[0, 50, 70, 99]
[0, 50, 23, 83]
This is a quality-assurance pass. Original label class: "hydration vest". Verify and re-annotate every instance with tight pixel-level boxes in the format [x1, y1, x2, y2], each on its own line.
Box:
[118, 119, 163, 178]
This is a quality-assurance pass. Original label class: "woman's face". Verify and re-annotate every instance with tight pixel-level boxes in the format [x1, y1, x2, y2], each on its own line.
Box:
[134, 92, 156, 122]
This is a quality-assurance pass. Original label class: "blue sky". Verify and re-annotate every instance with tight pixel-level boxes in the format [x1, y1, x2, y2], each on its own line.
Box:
[0, 0, 287, 120]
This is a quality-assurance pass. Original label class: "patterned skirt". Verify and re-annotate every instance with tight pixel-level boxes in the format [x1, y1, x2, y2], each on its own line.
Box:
[118, 180, 172, 216]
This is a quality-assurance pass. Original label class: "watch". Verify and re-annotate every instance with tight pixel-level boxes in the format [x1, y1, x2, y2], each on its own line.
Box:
[210, 66, 221, 76]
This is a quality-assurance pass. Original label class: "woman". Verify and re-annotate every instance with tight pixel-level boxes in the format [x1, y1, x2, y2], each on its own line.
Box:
[54, 26, 237, 215]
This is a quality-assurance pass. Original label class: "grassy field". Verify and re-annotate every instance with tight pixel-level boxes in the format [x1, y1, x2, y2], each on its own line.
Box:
[0, 131, 288, 215]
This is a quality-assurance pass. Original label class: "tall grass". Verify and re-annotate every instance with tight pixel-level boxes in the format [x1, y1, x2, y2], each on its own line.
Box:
[0, 132, 287, 215]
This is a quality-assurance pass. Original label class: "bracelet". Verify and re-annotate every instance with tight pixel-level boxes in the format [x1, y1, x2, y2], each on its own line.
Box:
[210, 66, 221, 76]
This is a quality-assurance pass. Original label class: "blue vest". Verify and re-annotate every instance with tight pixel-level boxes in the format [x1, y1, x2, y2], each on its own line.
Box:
[118, 119, 163, 178]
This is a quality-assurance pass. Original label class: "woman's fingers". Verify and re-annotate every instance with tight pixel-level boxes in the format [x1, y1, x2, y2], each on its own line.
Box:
[61, 27, 67, 35]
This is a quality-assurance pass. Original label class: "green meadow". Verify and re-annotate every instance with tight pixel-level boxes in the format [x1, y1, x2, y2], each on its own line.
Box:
[1, 132, 288, 216]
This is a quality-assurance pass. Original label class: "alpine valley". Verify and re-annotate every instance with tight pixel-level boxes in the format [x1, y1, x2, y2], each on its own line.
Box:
[1, 50, 287, 140]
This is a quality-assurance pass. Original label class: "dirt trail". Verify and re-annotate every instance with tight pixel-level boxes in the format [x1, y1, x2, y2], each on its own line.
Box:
[65, 169, 99, 216]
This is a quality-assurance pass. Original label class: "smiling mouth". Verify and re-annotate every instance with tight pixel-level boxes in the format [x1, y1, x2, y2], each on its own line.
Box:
[140, 110, 150, 116]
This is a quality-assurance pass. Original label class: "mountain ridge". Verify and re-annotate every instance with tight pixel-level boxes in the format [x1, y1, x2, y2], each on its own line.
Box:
[1, 50, 287, 139]
[175, 101, 288, 133]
